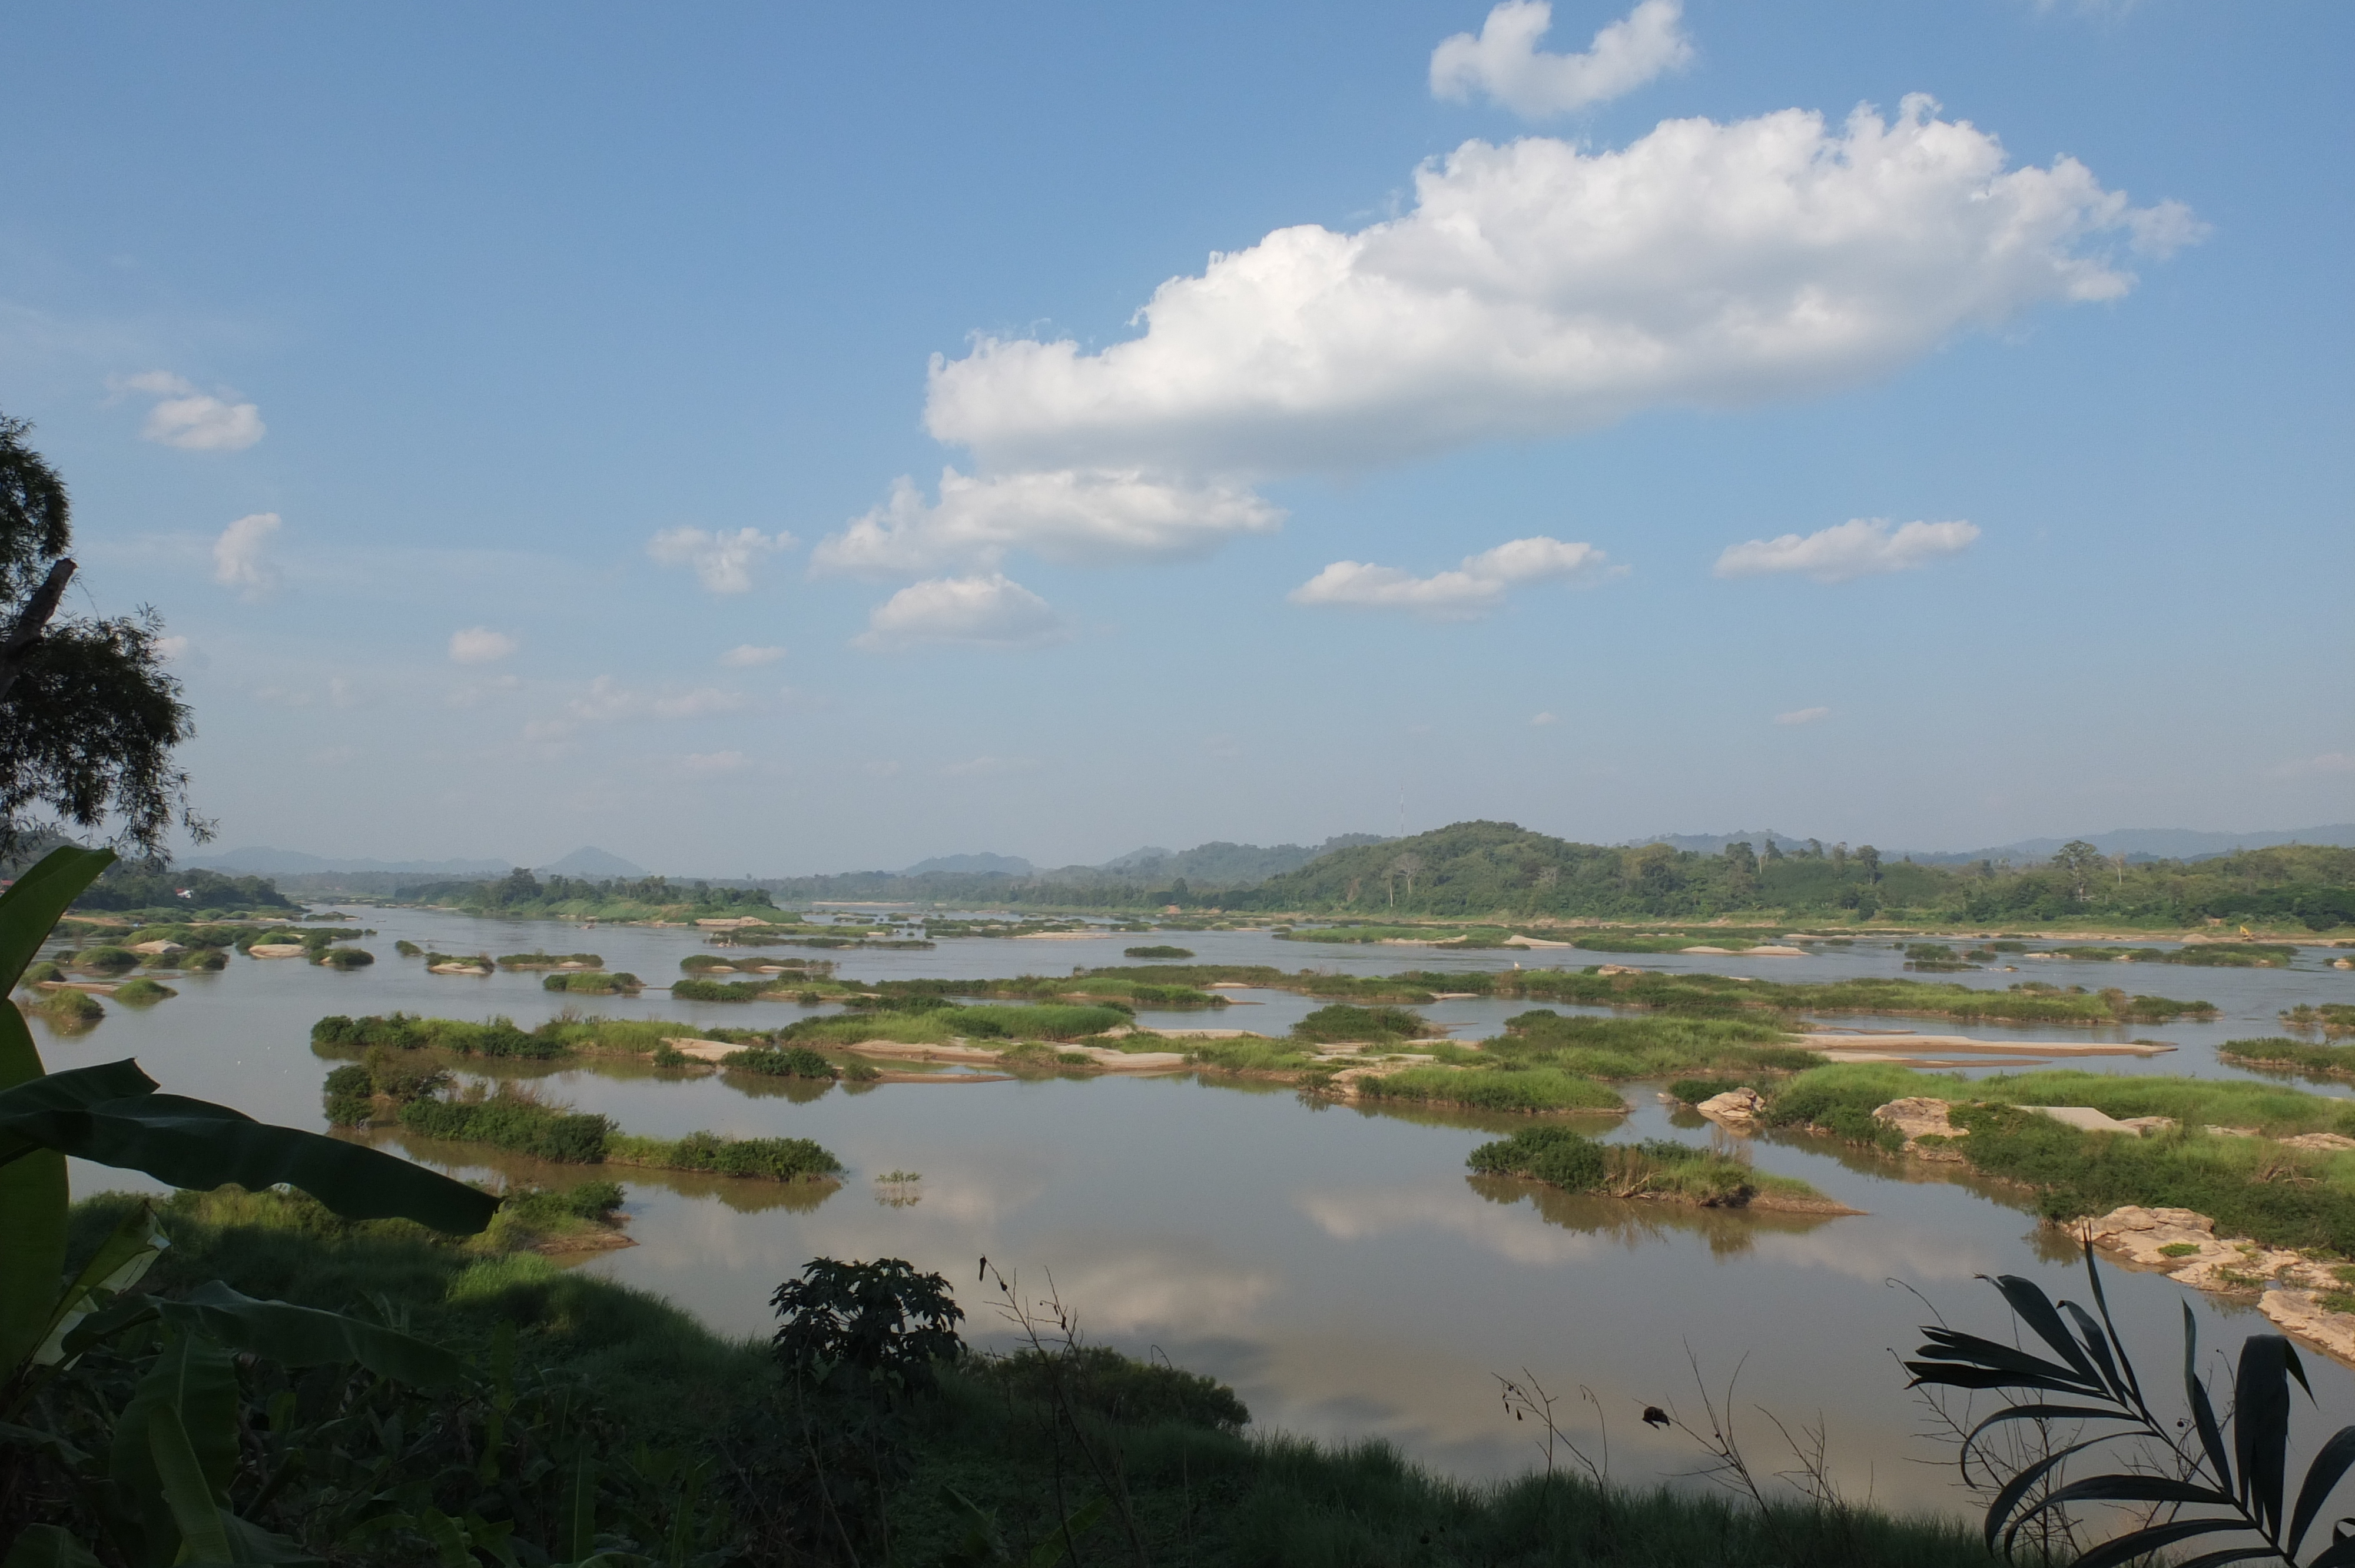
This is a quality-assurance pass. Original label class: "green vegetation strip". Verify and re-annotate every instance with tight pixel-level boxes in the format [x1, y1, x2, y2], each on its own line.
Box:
[1361, 1067, 1624, 1113]
[326, 1061, 842, 1182]
[1468, 1126, 1834, 1208]
[1757, 1063, 2355, 1255]
[2222, 1036, 2355, 1079]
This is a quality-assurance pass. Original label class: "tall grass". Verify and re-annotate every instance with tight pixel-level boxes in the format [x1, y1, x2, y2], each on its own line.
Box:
[1358, 1067, 1624, 1113]
[1504, 967, 2217, 1024]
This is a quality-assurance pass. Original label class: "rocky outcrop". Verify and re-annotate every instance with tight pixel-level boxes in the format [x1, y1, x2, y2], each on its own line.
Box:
[1872, 1097, 1969, 1158]
[2085, 1206, 2355, 1368]
[2261, 1290, 2355, 1364]
[1696, 1087, 1763, 1124]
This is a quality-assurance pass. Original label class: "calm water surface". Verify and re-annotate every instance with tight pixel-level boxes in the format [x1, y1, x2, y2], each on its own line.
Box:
[35, 908, 2355, 1511]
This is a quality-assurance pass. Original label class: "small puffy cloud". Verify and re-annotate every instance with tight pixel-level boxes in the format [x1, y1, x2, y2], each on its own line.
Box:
[647, 526, 794, 594]
[720, 644, 786, 667]
[111, 370, 266, 451]
[1775, 706, 1832, 726]
[944, 755, 1040, 778]
[154, 635, 190, 661]
[449, 627, 520, 665]
[924, 99, 2197, 486]
[853, 574, 1070, 652]
[1431, 0, 1692, 118]
[1714, 518, 1980, 583]
[211, 513, 281, 599]
[816, 468, 1280, 577]
[1530, 710, 1560, 726]
[682, 750, 750, 774]
[1290, 536, 1615, 620]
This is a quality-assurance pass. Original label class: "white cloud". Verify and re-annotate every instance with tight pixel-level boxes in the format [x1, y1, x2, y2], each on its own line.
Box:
[815, 468, 1280, 577]
[943, 755, 1040, 778]
[449, 627, 520, 665]
[853, 574, 1070, 652]
[922, 98, 2198, 488]
[154, 635, 190, 661]
[1714, 517, 1980, 583]
[682, 750, 750, 774]
[1776, 705, 1832, 726]
[646, 526, 794, 594]
[111, 370, 265, 451]
[1431, 0, 1692, 118]
[211, 513, 281, 599]
[720, 644, 787, 667]
[1530, 710, 1560, 726]
[1289, 535, 1615, 620]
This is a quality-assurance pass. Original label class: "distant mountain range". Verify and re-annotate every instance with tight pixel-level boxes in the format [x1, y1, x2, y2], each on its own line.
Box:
[1627, 825, 2355, 865]
[904, 852, 1039, 876]
[187, 845, 646, 878]
[895, 836, 1388, 888]
[535, 846, 648, 878]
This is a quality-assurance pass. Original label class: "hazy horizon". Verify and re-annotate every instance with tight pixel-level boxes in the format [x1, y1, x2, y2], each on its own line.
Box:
[181, 817, 2355, 883]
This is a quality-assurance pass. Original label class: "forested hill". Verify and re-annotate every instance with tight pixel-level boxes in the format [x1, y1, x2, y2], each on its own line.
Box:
[71, 865, 299, 916]
[750, 835, 1388, 906]
[394, 868, 778, 919]
[1228, 820, 2355, 929]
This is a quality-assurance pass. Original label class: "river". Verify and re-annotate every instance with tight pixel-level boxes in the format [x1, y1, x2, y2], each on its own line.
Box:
[33, 907, 2355, 1513]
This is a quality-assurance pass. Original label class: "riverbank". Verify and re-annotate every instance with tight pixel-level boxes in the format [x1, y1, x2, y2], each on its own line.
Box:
[1687, 1062, 2355, 1364]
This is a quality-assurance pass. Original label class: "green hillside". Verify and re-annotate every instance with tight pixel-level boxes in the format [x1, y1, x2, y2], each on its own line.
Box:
[1226, 820, 2355, 928]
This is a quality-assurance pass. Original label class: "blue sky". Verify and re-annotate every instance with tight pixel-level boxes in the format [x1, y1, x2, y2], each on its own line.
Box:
[2, 1, 2347, 873]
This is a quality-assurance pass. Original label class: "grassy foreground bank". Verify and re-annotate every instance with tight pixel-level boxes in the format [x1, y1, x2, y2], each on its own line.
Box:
[50, 1187, 1991, 1567]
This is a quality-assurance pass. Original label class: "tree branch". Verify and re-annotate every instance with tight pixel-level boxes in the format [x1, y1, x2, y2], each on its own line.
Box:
[0, 557, 76, 704]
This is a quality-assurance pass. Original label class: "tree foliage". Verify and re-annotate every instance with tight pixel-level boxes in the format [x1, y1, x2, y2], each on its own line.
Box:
[0, 413, 204, 859]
